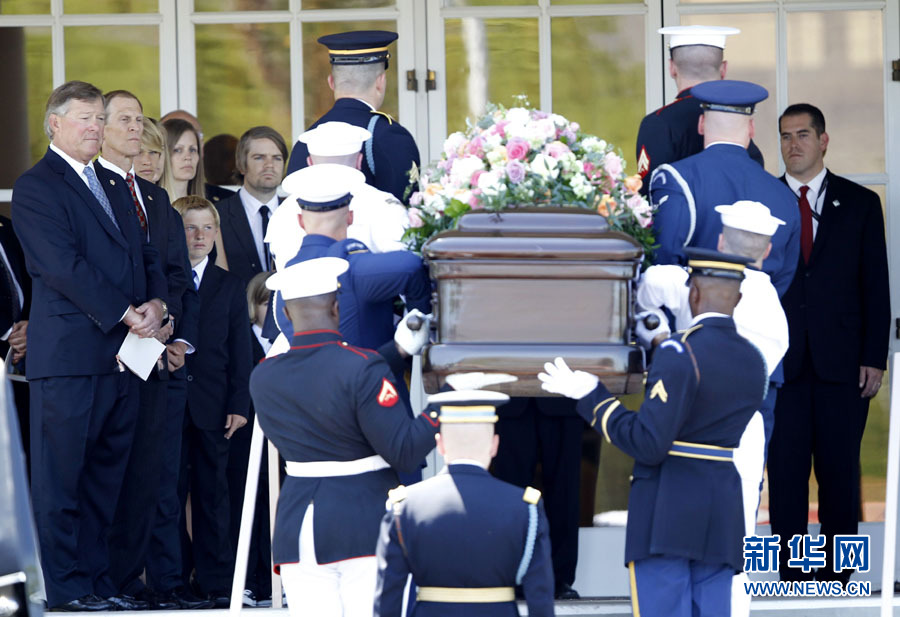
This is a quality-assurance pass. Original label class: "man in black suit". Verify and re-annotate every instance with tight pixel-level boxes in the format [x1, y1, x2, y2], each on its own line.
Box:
[12, 80, 167, 611]
[94, 90, 208, 609]
[215, 126, 288, 287]
[769, 103, 890, 583]
[173, 195, 253, 607]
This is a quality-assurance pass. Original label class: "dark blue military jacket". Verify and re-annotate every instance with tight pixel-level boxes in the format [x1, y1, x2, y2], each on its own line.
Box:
[649, 143, 801, 297]
[635, 87, 764, 195]
[273, 235, 431, 349]
[374, 464, 555, 617]
[249, 330, 439, 566]
[286, 98, 421, 204]
[577, 316, 766, 571]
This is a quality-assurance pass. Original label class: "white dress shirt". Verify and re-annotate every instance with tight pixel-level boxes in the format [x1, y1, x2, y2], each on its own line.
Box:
[49, 143, 91, 187]
[239, 188, 279, 269]
[784, 167, 827, 239]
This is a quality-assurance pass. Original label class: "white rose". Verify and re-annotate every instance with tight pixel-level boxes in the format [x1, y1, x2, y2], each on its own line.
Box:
[443, 132, 467, 157]
[505, 107, 531, 125]
[530, 153, 559, 180]
[551, 113, 569, 127]
[477, 170, 502, 196]
[449, 156, 485, 188]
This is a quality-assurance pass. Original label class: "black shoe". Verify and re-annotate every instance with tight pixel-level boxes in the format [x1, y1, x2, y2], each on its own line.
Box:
[206, 591, 230, 609]
[161, 587, 215, 610]
[52, 594, 113, 612]
[555, 583, 580, 600]
[107, 593, 151, 611]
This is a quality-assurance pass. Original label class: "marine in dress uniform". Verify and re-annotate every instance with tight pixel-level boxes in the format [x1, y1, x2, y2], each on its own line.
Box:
[270, 164, 430, 350]
[285, 30, 420, 204]
[374, 390, 555, 617]
[539, 249, 767, 617]
[635, 25, 763, 194]
[248, 257, 438, 617]
[648, 80, 800, 297]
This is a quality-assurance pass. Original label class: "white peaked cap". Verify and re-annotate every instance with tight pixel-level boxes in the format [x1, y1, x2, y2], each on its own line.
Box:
[265, 256, 349, 300]
[299, 121, 373, 157]
[280, 164, 365, 210]
[658, 25, 740, 50]
[715, 200, 785, 237]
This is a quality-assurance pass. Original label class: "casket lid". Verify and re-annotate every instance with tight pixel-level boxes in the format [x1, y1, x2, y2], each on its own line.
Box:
[423, 207, 642, 261]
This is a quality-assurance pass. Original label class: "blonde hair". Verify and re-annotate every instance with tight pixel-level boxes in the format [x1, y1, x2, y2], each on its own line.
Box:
[246, 271, 272, 324]
[172, 195, 220, 227]
[142, 117, 175, 189]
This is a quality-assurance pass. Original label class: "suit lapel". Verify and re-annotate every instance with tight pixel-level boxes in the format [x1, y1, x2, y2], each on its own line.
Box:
[136, 177, 165, 245]
[225, 193, 260, 267]
[810, 171, 839, 265]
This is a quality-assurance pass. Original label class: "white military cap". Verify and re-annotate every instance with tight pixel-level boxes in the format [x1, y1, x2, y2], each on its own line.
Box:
[299, 121, 372, 157]
[715, 200, 786, 237]
[265, 256, 349, 300]
[427, 390, 510, 423]
[658, 25, 740, 50]
[281, 164, 365, 211]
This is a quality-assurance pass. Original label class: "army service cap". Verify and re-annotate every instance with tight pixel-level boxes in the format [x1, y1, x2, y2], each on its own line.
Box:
[659, 25, 740, 50]
[692, 79, 768, 115]
[300, 122, 372, 157]
[281, 164, 364, 211]
[685, 247, 751, 282]
[318, 30, 398, 69]
[265, 257, 349, 300]
[427, 390, 510, 424]
[715, 200, 785, 237]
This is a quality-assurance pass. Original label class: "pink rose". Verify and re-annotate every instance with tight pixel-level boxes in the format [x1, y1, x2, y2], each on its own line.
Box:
[544, 141, 570, 159]
[408, 207, 425, 228]
[468, 190, 484, 210]
[506, 137, 530, 161]
[466, 136, 485, 158]
[493, 120, 508, 138]
[409, 192, 424, 206]
[470, 169, 485, 188]
[603, 152, 623, 179]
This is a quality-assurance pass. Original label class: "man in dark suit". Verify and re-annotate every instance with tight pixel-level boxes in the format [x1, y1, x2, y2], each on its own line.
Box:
[11, 80, 167, 611]
[0, 214, 31, 467]
[215, 126, 288, 287]
[94, 90, 207, 609]
[173, 195, 253, 607]
[285, 30, 420, 204]
[768, 103, 890, 583]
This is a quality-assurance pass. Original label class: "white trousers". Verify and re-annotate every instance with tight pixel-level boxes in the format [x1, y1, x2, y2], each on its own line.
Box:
[280, 504, 378, 617]
[731, 411, 766, 617]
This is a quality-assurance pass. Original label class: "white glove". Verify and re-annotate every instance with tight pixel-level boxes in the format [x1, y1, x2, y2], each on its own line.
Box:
[537, 357, 598, 400]
[634, 309, 670, 350]
[445, 372, 518, 391]
[394, 309, 432, 356]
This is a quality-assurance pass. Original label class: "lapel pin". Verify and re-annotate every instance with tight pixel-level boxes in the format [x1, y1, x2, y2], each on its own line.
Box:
[109, 179, 115, 185]
[832, 199, 840, 208]
[147, 194, 153, 200]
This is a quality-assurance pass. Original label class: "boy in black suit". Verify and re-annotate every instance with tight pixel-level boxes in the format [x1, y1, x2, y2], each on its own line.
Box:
[172, 195, 253, 607]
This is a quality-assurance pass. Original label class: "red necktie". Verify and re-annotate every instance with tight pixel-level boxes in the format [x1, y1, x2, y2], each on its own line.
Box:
[126, 172, 149, 235]
[798, 185, 813, 264]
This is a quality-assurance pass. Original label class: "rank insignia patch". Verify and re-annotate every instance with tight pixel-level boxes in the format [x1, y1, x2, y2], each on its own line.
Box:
[637, 146, 650, 178]
[649, 380, 668, 403]
[377, 378, 399, 407]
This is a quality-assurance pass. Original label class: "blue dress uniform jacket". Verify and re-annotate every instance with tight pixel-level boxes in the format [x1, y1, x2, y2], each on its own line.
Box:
[577, 316, 766, 571]
[374, 464, 555, 617]
[249, 330, 439, 567]
[635, 87, 764, 195]
[274, 235, 432, 349]
[649, 143, 801, 297]
[286, 98, 421, 204]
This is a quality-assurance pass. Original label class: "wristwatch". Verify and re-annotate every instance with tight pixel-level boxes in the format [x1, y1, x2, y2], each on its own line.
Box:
[159, 299, 169, 321]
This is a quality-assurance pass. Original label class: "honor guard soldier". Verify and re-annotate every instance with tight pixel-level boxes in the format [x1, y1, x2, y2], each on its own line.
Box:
[270, 121, 409, 255]
[249, 257, 438, 617]
[286, 30, 421, 204]
[374, 390, 555, 617]
[635, 25, 764, 195]
[271, 164, 431, 350]
[649, 79, 800, 296]
[539, 249, 767, 617]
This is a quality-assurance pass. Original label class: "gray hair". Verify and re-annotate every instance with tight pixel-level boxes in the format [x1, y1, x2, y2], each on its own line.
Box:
[721, 226, 771, 261]
[44, 80, 104, 140]
[672, 45, 724, 82]
[332, 63, 384, 95]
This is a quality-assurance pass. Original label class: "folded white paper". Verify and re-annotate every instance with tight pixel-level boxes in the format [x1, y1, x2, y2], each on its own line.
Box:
[117, 332, 166, 381]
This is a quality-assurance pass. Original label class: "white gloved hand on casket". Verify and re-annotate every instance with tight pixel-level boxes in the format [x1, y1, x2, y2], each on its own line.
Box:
[634, 309, 670, 350]
[537, 357, 598, 400]
[394, 309, 433, 356]
[445, 372, 518, 391]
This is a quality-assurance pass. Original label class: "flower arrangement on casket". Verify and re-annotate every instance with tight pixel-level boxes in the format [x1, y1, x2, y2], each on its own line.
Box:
[405, 100, 656, 259]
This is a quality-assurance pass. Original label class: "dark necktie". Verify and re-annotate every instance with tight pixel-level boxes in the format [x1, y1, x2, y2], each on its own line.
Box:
[798, 185, 813, 264]
[259, 205, 272, 271]
[126, 172, 149, 235]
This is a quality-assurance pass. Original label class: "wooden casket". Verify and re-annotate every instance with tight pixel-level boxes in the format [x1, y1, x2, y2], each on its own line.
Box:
[421, 207, 646, 397]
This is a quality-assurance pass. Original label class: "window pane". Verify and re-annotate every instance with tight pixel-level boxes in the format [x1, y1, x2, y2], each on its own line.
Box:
[64, 0, 156, 13]
[196, 23, 291, 147]
[787, 10, 883, 175]
[0, 0, 49, 14]
[552, 15, 645, 174]
[195, 0, 288, 11]
[445, 0, 535, 5]
[65, 25, 160, 116]
[444, 18, 540, 134]
[681, 13, 777, 174]
[553, 0, 643, 4]
[301, 0, 394, 8]
[302, 20, 399, 129]
[0, 26, 50, 186]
